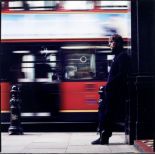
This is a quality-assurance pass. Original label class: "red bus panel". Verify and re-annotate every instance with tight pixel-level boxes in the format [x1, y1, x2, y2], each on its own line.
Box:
[60, 81, 106, 111]
[1, 82, 11, 112]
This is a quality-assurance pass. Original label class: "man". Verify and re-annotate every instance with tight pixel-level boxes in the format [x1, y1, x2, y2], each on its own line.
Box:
[92, 34, 131, 145]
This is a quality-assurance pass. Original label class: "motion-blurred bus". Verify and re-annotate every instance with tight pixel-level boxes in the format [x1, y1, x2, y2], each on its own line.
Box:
[1, 0, 131, 124]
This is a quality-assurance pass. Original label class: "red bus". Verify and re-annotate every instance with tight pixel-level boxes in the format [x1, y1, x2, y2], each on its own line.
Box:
[1, 0, 131, 124]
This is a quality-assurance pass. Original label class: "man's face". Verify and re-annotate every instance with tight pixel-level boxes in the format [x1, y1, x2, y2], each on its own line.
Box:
[109, 38, 117, 54]
[109, 39, 116, 50]
[108, 35, 123, 55]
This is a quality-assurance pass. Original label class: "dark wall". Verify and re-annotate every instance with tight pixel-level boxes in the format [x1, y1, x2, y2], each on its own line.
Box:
[131, 0, 155, 75]
[126, 0, 155, 144]
[137, 0, 155, 74]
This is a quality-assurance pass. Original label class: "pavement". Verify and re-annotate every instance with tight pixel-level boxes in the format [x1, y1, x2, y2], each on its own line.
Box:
[1, 132, 140, 153]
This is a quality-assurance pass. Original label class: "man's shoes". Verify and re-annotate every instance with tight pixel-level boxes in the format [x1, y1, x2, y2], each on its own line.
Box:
[91, 137, 109, 145]
[100, 131, 110, 144]
[100, 138, 109, 145]
[91, 138, 101, 145]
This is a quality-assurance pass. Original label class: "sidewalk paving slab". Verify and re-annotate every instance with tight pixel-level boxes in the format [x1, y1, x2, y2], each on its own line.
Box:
[1, 132, 140, 154]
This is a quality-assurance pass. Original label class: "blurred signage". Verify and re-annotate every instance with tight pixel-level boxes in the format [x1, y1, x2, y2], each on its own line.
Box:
[2, 13, 131, 39]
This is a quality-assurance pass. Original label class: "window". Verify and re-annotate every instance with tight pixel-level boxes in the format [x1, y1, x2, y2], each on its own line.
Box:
[2, 0, 59, 11]
[63, 1, 94, 10]
[10, 49, 61, 83]
[63, 51, 109, 81]
[64, 52, 96, 80]
[99, 1, 130, 10]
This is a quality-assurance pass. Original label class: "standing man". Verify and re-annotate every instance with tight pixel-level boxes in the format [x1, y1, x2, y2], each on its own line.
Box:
[92, 34, 131, 145]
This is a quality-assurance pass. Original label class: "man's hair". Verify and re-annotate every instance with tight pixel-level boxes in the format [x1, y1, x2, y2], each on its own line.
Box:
[111, 34, 124, 48]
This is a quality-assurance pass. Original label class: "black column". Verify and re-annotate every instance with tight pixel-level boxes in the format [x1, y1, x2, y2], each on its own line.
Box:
[125, 76, 137, 144]
[125, 0, 139, 145]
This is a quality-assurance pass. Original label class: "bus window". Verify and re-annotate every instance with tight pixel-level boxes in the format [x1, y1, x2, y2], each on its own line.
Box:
[10, 49, 61, 83]
[64, 53, 96, 80]
[63, 1, 94, 10]
[20, 54, 35, 82]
